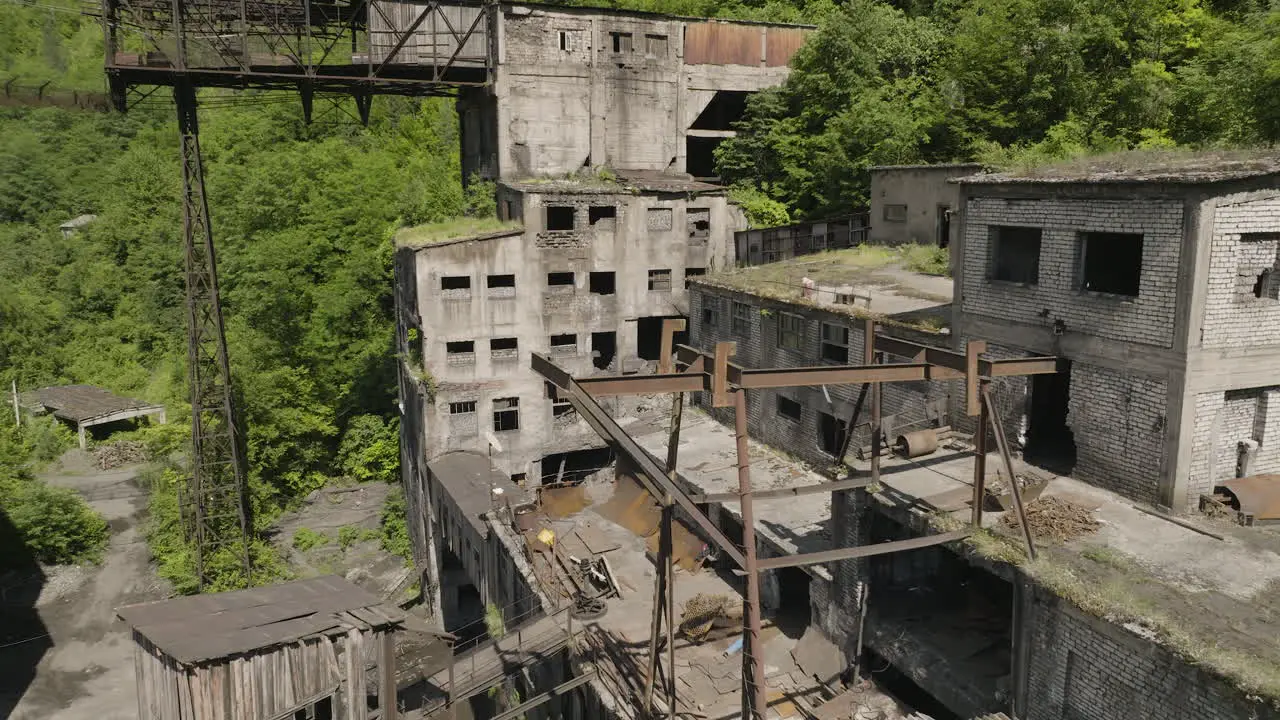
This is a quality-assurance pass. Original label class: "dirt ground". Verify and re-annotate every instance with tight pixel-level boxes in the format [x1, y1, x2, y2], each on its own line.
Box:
[3, 451, 167, 720]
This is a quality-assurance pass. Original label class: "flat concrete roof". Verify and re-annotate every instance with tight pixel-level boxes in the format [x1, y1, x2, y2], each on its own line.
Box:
[955, 149, 1280, 186]
[499, 1, 817, 29]
[502, 170, 724, 195]
[427, 450, 530, 536]
[870, 163, 983, 172]
[29, 385, 163, 426]
[394, 218, 523, 249]
[694, 247, 953, 330]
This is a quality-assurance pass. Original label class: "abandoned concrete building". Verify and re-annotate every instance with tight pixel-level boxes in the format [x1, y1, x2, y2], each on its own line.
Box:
[952, 156, 1280, 511]
[869, 164, 980, 253]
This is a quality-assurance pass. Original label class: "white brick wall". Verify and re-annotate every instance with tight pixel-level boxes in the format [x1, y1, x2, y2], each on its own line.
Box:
[1186, 386, 1280, 505]
[1200, 193, 1280, 349]
[1067, 363, 1168, 503]
[962, 197, 1184, 348]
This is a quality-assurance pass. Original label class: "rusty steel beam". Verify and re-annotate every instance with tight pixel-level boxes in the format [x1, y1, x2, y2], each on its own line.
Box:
[574, 373, 704, 397]
[734, 387, 768, 720]
[754, 530, 973, 571]
[531, 353, 747, 569]
[874, 334, 1058, 379]
[689, 476, 874, 504]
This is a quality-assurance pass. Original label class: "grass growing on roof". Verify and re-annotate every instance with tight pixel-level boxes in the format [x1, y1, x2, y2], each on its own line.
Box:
[395, 216, 520, 246]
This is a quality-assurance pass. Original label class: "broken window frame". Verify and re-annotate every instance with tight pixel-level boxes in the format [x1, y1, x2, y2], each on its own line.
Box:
[448, 400, 477, 415]
[445, 340, 476, 365]
[492, 397, 520, 432]
[732, 301, 752, 335]
[1078, 231, 1143, 298]
[490, 337, 518, 360]
[687, 208, 711, 240]
[644, 33, 668, 58]
[589, 205, 617, 227]
[820, 322, 849, 364]
[552, 398, 575, 418]
[684, 267, 706, 287]
[549, 333, 578, 356]
[989, 225, 1043, 285]
[610, 31, 633, 53]
[702, 298, 721, 328]
[776, 394, 802, 423]
[777, 312, 804, 351]
[648, 269, 673, 292]
[1237, 233, 1280, 303]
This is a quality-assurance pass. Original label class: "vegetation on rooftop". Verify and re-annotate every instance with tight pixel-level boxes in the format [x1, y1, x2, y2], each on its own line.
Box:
[977, 145, 1280, 178]
[933, 514, 1280, 706]
[396, 215, 519, 246]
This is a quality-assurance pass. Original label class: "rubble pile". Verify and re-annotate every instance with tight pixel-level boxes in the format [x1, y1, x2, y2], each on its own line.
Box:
[1001, 496, 1100, 542]
[93, 440, 147, 470]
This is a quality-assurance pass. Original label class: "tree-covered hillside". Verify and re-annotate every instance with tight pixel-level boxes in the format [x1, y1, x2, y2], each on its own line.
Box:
[2, 0, 1277, 589]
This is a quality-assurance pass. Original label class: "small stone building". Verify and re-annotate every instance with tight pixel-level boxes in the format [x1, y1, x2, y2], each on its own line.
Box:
[951, 153, 1280, 510]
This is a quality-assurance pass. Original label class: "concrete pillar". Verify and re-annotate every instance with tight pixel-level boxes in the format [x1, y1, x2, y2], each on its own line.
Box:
[77, 423, 86, 450]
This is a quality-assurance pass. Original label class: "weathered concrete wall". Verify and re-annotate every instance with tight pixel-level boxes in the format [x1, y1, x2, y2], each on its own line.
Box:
[687, 284, 954, 470]
[868, 164, 978, 251]
[467, 6, 794, 180]
[1020, 581, 1280, 720]
[406, 188, 740, 479]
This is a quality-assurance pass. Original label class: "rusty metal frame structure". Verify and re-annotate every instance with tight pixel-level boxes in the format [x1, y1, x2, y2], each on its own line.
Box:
[103, 0, 496, 590]
[532, 320, 1057, 719]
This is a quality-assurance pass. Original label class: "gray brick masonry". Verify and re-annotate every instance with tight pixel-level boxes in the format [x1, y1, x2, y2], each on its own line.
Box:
[1202, 193, 1280, 350]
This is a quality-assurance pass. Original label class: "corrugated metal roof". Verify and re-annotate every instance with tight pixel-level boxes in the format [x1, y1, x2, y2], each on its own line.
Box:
[30, 384, 162, 424]
[116, 576, 405, 664]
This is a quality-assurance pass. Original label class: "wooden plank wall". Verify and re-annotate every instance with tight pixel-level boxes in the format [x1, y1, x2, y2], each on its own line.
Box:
[368, 2, 488, 66]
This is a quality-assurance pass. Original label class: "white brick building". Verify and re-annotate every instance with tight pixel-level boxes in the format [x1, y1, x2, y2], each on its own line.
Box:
[952, 154, 1280, 510]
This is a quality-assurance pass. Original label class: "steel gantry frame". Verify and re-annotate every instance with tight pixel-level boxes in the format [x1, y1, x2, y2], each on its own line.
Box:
[103, 0, 496, 589]
[531, 320, 1058, 720]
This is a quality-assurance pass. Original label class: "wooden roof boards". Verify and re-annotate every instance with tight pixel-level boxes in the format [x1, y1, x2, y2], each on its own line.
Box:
[116, 576, 405, 664]
[30, 384, 163, 425]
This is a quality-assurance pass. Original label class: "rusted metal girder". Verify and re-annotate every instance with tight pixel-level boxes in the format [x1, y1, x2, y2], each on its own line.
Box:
[689, 476, 874, 504]
[754, 529, 973, 571]
[873, 335, 1060, 378]
[531, 353, 747, 569]
[734, 386, 769, 720]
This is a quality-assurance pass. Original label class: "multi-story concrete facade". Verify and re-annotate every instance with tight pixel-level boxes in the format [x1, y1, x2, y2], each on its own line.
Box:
[396, 174, 744, 480]
[952, 156, 1280, 510]
[456, 4, 807, 181]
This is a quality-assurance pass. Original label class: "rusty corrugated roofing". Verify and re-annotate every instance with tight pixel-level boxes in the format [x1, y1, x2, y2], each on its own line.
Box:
[116, 576, 405, 664]
[1217, 475, 1280, 521]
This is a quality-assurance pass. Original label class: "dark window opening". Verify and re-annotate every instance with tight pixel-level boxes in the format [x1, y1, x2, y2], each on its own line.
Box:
[684, 267, 706, 287]
[589, 205, 617, 225]
[590, 271, 616, 295]
[546, 205, 575, 231]
[550, 333, 577, 352]
[990, 225, 1042, 285]
[690, 90, 750, 131]
[493, 397, 520, 432]
[687, 209, 711, 240]
[777, 395, 802, 422]
[820, 323, 849, 364]
[449, 400, 476, 415]
[553, 399, 575, 418]
[818, 411, 847, 456]
[511, 472, 527, 485]
[644, 33, 667, 57]
[1080, 232, 1143, 296]
[648, 269, 672, 291]
[685, 136, 722, 180]
[883, 204, 907, 222]
[547, 271, 575, 286]
[702, 299, 720, 327]
[558, 30, 571, 51]
[290, 695, 334, 720]
[487, 274, 515, 289]
[539, 447, 615, 485]
[490, 337, 518, 358]
[446, 341, 474, 354]
[732, 301, 752, 335]
[636, 316, 688, 361]
[591, 331, 616, 370]
[777, 312, 803, 351]
[441, 275, 470, 291]
[937, 205, 951, 249]
[1255, 269, 1280, 301]
[1024, 358, 1076, 475]
[610, 31, 633, 53]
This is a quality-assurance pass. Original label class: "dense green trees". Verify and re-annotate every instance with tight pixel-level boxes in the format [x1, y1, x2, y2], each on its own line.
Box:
[718, 0, 1280, 218]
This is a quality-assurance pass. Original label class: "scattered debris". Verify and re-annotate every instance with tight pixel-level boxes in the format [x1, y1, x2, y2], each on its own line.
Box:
[1000, 496, 1099, 542]
[680, 593, 741, 642]
[93, 440, 146, 470]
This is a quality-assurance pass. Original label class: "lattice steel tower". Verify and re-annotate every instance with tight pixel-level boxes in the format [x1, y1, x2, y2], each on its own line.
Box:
[103, 0, 495, 589]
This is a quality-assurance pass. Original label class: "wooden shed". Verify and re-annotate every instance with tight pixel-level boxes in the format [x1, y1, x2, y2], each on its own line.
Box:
[116, 576, 405, 720]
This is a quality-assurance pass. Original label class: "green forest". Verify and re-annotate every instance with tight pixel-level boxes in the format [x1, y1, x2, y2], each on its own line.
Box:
[1, 0, 1278, 591]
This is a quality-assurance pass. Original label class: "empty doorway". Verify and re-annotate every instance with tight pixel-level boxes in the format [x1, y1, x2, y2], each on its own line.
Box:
[1023, 359, 1076, 474]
